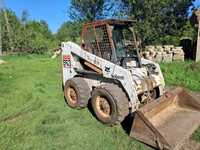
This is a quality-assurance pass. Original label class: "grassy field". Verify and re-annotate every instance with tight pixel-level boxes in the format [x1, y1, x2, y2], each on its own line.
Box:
[0, 55, 199, 150]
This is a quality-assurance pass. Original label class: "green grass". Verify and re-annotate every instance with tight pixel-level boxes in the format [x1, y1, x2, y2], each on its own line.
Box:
[0, 55, 149, 150]
[160, 61, 200, 91]
[0, 55, 199, 150]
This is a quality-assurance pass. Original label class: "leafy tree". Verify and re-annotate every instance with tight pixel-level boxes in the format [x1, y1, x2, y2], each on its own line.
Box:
[69, 0, 112, 21]
[0, 9, 20, 52]
[19, 20, 56, 54]
[25, 20, 53, 40]
[118, 0, 195, 46]
[56, 21, 82, 43]
[0, 9, 57, 54]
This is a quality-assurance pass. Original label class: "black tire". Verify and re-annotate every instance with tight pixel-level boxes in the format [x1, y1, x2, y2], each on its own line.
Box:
[91, 84, 129, 126]
[64, 77, 90, 109]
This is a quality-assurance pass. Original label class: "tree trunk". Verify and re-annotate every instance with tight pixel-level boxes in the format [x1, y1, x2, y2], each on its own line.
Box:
[195, 10, 200, 62]
[196, 20, 200, 62]
[4, 10, 14, 52]
[0, 15, 2, 56]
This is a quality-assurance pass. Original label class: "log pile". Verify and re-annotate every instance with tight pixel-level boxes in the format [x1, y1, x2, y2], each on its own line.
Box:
[141, 45, 184, 63]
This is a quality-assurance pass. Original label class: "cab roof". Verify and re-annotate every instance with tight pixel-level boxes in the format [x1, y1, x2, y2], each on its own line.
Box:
[84, 19, 136, 27]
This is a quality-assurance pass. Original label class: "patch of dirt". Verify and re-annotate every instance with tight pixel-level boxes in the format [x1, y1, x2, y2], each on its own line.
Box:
[180, 139, 200, 150]
[5, 112, 25, 123]
[0, 106, 32, 123]
[0, 111, 25, 123]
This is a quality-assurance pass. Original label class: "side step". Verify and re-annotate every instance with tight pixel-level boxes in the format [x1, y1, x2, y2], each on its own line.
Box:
[130, 87, 200, 150]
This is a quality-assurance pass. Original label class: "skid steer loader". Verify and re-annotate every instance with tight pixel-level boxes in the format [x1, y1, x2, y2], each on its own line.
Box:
[61, 20, 200, 150]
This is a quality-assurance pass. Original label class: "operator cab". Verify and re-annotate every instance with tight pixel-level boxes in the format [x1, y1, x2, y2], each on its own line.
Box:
[81, 19, 141, 68]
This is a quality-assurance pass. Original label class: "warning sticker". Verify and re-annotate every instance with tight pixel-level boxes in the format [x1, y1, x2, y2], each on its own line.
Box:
[63, 55, 71, 68]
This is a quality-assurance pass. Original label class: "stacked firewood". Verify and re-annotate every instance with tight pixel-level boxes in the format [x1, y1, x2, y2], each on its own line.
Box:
[141, 45, 184, 63]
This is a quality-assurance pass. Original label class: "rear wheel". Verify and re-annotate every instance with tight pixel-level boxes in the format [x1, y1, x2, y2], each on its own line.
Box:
[64, 77, 90, 109]
[91, 84, 129, 126]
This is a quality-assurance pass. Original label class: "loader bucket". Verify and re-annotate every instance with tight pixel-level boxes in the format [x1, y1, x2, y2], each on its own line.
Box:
[130, 87, 200, 150]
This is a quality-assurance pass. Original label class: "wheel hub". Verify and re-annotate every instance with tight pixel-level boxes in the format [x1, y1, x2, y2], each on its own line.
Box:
[96, 96, 111, 118]
[67, 87, 77, 104]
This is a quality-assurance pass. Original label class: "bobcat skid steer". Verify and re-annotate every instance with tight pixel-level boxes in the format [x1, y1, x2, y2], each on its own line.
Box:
[61, 20, 200, 150]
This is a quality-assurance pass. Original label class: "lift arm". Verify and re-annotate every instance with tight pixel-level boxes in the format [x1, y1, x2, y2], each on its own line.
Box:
[61, 41, 140, 111]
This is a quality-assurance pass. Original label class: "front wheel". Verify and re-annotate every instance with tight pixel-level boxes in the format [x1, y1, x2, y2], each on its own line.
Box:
[91, 84, 129, 126]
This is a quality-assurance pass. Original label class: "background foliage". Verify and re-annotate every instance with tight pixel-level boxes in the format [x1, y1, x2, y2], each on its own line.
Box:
[115, 0, 197, 45]
[0, 10, 57, 54]
[0, 0, 199, 54]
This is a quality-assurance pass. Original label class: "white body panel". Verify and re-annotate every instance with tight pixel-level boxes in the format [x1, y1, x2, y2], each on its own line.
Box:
[62, 42, 165, 112]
